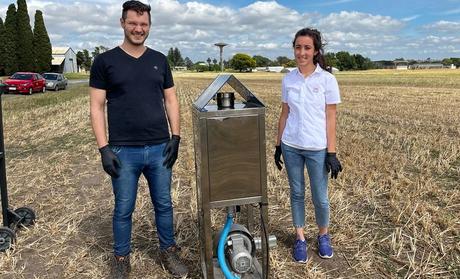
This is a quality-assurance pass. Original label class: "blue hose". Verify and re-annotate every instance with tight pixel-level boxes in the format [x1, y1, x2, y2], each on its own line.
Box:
[218, 213, 240, 279]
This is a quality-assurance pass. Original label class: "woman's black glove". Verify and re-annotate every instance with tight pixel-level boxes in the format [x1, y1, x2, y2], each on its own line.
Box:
[274, 145, 283, 171]
[325, 152, 342, 179]
[99, 145, 121, 178]
[163, 135, 181, 168]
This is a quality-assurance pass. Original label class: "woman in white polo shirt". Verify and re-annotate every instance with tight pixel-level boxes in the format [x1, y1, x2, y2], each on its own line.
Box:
[274, 27, 343, 263]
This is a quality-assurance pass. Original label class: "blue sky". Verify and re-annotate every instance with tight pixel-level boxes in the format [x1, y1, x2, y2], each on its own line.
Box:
[1, 0, 459, 62]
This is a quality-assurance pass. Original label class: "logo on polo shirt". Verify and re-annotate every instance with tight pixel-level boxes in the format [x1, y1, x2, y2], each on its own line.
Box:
[154, 66, 158, 70]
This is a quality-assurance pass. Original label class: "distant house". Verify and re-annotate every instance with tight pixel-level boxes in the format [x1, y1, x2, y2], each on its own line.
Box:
[173, 66, 187, 71]
[267, 66, 284, 73]
[394, 60, 408, 70]
[51, 47, 77, 73]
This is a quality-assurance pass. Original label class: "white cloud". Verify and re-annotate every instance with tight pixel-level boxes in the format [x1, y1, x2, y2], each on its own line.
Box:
[318, 11, 404, 33]
[0, 0, 458, 61]
[424, 20, 460, 32]
[402, 15, 420, 21]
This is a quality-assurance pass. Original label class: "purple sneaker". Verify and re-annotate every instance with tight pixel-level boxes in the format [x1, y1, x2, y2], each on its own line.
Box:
[293, 239, 308, 263]
[317, 234, 334, 259]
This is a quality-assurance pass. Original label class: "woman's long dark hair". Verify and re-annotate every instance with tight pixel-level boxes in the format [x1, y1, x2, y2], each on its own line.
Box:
[292, 28, 330, 73]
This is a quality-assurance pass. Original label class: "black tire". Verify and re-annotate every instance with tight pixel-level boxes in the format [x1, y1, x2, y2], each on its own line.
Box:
[54, 85, 59, 91]
[0, 227, 15, 252]
[28, 87, 33, 95]
[14, 207, 36, 227]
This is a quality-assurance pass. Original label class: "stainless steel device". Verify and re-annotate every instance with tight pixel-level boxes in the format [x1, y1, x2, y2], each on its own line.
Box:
[193, 74, 275, 279]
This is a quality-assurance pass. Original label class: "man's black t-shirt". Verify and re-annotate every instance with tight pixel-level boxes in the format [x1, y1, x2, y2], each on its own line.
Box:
[90, 47, 174, 145]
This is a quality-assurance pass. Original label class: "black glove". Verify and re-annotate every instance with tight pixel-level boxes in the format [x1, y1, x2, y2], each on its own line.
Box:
[163, 135, 181, 169]
[274, 145, 283, 171]
[325, 152, 342, 179]
[99, 145, 121, 178]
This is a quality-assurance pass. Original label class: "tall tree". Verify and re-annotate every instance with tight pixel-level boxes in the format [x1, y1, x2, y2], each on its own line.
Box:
[229, 53, 256, 72]
[167, 47, 174, 67]
[82, 49, 92, 71]
[91, 45, 109, 58]
[184, 57, 193, 69]
[324, 52, 338, 68]
[16, 0, 35, 71]
[275, 56, 291, 66]
[253, 55, 271, 67]
[336, 51, 356, 71]
[33, 10, 52, 73]
[0, 18, 5, 75]
[173, 47, 184, 66]
[3, 4, 18, 74]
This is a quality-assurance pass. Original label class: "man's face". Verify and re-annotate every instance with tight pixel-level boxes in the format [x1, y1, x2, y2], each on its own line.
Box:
[121, 10, 150, 46]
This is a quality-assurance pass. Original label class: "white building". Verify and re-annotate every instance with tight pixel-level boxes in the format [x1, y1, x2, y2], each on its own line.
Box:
[51, 47, 77, 73]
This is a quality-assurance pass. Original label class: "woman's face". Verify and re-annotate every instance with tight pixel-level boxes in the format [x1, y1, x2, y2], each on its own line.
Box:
[294, 35, 318, 68]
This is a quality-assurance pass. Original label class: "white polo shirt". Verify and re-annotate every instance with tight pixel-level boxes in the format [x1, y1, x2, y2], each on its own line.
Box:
[281, 65, 341, 150]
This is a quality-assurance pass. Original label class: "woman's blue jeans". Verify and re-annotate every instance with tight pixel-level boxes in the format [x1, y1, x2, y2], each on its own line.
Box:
[109, 143, 175, 256]
[281, 142, 330, 228]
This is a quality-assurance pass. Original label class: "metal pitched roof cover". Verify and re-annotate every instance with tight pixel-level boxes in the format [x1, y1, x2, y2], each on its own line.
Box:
[193, 74, 264, 111]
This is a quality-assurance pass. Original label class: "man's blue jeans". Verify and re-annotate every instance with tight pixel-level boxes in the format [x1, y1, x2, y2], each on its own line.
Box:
[109, 143, 175, 256]
[281, 142, 329, 228]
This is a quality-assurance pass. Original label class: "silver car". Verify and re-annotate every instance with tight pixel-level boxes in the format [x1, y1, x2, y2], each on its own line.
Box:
[43, 73, 68, 91]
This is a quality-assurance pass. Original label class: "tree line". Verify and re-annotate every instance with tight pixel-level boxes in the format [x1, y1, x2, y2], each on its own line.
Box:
[77, 44, 460, 73]
[0, 0, 52, 75]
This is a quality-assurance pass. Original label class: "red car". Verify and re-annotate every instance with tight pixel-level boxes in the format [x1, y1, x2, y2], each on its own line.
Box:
[3, 72, 46, 95]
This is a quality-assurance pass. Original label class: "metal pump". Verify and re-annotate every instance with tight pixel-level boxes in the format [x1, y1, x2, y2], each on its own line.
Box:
[192, 75, 276, 279]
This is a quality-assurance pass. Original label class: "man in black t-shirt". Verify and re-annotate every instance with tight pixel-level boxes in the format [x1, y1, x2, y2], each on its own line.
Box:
[89, 1, 188, 278]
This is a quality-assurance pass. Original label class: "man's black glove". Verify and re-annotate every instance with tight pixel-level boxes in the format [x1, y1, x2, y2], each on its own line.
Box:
[163, 135, 180, 169]
[274, 145, 283, 171]
[99, 145, 121, 178]
[325, 152, 342, 179]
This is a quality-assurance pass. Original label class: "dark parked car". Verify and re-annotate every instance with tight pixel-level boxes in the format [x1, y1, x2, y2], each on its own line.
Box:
[43, 73, 68, 91]
[3, 72, 46, 95]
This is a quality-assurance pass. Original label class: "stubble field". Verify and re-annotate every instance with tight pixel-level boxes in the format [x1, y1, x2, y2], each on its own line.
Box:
[0, 69, 458, 278]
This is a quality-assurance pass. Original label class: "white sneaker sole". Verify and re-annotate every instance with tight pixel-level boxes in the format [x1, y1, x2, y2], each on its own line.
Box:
[294, 257, 308, 264]
[318, 252, 334, 259]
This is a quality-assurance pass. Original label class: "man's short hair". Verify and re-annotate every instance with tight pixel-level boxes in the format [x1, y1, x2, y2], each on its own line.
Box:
[122, 1, 151, 23]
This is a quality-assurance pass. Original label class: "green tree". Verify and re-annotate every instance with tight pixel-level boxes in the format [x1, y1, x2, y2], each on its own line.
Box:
[92, 45, 108, 58]
[229, 53, 256, 72]
[324, 52, 338, 68]
[441, 58, 453, 66]
[275, 56, 291, 66]
[33, 10, 52, 73]
[76, 49, 92, 71]
[253, 55, 271, 67]
[0, 18, 5, 75]
[16, 0, 35, 71]
[193, 62, 207, 72]
[173, 47, 184, 67]
[285, 60, 297, 67]
[167, 47, 184, 68]
[336, 51, 356, 71]
[3, 4, 18, 74]
[450, 58, 460, 67]
[82, 49, 92, 71]
[184, 57, 193, 69]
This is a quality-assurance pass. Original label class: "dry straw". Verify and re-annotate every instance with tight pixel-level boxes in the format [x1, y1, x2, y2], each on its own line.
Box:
[0, 69, 459, 278]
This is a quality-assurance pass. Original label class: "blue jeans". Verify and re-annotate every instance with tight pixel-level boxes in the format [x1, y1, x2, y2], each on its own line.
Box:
[109, 143, 175, 256]
[281, 142, 329, 228]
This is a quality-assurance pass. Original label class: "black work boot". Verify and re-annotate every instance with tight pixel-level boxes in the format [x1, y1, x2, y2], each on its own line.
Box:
[111, 254, 131, 279]
[160, 245, 189, 278]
